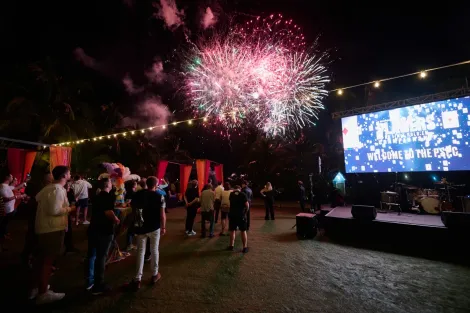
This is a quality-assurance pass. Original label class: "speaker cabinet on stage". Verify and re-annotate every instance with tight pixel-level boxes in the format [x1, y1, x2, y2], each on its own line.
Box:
[351, 205, 377, 221]
[296, 213, 318, 239]
[441, 211, 470, 231]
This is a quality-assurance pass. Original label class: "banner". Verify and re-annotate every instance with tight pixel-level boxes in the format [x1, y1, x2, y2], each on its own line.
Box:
[7, 148, 37, 183]
[49, 146, 72, 171]
[196, 159, 207, 194]
[179, 164, 192, 200]
[156, 160, 169, 180]
[214, 164, 224, 184]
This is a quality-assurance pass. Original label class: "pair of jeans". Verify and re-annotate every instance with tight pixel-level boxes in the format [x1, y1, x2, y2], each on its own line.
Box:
[214, 199, 221, 223]
[265, 200, 275, 219]
[135, 229, 160, 281]
[201, 211, 214, 236]
[86, 232, 113, 287]
[185, 206, 197, 232]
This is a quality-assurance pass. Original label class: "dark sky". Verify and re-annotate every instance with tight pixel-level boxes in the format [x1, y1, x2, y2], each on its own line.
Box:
[2, 0, 470, 169]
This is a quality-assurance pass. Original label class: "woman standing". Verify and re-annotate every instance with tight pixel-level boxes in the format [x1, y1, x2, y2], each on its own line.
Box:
[219, 182, 232, 236]
[184, 180, 199, 236]
[260, 182, 275, 220]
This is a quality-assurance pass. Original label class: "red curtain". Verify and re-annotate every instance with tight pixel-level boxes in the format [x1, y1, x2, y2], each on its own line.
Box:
[214, 164, 224, 184]
[7, 148, 37, 183]
[196, 159, 206, 195]
[179, 164, 192, 200]
[156, 160, 169, 180]
[50, 146, 72, 171]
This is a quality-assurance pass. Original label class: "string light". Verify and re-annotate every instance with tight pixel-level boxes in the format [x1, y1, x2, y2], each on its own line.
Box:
[53, 117, 207, 146]
[332, 59, 470, 95]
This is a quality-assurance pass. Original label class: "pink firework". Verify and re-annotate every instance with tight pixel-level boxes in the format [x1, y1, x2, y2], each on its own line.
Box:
[183, 14, 330, 137]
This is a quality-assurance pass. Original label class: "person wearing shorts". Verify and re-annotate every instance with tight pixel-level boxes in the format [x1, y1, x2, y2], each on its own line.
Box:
[228, 185, 249, 253]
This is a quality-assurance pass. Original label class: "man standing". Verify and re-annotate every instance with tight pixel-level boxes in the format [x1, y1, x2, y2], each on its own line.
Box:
[0, 171, 27, 252]
[86, 178, 120, 294]
[31, 166, 75, 304]
[184, 180, 199, 236]
[298, 181, 306, 212]
[71, 175, 92, 225]
[241, 181, 252, 231]
[214, 181, 224, 223]
[200, 183, 215, 238]
[228, 185, 249, 253]
[128, 176, 166, 291]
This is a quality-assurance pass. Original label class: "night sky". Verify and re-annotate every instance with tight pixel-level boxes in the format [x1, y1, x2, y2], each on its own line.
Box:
[2, 0, 470, 171]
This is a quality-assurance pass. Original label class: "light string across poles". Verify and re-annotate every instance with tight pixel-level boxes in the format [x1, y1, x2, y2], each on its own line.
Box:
[332, 59, 470, 95]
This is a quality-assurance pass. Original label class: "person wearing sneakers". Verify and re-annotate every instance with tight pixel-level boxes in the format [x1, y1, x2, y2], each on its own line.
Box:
[219, 182, 232, 236]
[30, 166, 75, 304]
[228, 185, 249, 253]
[127, 176, 166, 291]
[85, 177, 120, 294]
[184, 180, 199, 236]
[71, 175, 92, 225]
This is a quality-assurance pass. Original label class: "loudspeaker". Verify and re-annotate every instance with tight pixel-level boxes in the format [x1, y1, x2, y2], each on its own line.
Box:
[296, 213, 318, 239]
[351, 205, 377, 221]
[441, 211, 470, 231]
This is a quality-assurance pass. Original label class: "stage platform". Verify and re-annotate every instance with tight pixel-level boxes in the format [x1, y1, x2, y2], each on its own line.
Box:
[321, 205, 468, 263]
[325, 206, 445, 228]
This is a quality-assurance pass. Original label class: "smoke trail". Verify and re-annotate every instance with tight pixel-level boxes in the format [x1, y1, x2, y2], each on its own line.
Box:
[145, 59, 166, 84]
[122, 74, 144, 94]
[74, 48, 98, 69]
[202, 7, 217, 29]
[121, 96, 172, 135]
[153, 0, 184, 30]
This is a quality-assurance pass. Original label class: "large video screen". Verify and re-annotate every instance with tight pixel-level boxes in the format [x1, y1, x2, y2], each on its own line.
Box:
[341, 96, 470, 173]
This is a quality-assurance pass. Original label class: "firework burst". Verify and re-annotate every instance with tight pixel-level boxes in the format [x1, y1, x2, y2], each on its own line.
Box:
[183, 14, 330, 137]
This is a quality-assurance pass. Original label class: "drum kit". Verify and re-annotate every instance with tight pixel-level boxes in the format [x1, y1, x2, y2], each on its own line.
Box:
[380, 178, 465, 215]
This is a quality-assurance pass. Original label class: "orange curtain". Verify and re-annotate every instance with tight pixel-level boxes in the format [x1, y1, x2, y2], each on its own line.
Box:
[196, 159, 206, 195]
[7, 148, 37, 183]
[49, 146, 72, 171]
[157, 160, 169, 180]
[179, 164, 192, 200]
[214, 164, 224, 184]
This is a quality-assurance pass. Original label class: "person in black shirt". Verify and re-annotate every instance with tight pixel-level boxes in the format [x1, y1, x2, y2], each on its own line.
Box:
[298, 181, 307, 212]
[260, 182, 275, 220]
[184, 180, 199, 236]
[128, 176, 166, 291]
[228, 185, 249, 253]
[241, 181, 253, 231]
[86, 178, 120, 294]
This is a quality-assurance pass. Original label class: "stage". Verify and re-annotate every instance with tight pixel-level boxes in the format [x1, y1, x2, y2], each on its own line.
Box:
[321, 205, 468, 263]
[325, 206, 445, 228]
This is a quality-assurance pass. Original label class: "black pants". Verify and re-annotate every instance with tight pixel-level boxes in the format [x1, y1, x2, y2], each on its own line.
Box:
[22, 209, 37, 261]
[86, 232, 113, 287]
[300, 199, 306, 212]
[185, 206, 198, 232]
[214, 200, 221, 223]
[64, 214, 74, 251]
[265, 200, 274, 219]
[247, 203, 251, 230]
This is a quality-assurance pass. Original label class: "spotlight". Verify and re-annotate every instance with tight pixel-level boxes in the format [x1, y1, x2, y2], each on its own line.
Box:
[373, 81, 380, 88]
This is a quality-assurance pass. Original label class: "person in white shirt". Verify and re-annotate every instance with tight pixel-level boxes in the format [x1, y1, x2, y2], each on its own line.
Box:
[71, 175, 92, 225]
[30, 165, 76, 305]
[200, 183, 215, 238]
[0, 171, 27, 252]
[214, 181, 224, 224]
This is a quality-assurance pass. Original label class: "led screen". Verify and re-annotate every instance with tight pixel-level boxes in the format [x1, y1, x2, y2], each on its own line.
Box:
[341, 96, 470, 173]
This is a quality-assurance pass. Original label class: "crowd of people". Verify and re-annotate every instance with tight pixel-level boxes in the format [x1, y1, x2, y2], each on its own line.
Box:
[0, 167, 275, 305]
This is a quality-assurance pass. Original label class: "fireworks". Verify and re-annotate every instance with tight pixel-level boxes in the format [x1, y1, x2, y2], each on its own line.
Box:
[183, 14, 330, 137]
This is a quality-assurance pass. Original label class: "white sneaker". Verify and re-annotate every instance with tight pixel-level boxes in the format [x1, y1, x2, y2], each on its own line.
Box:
[82, 220, 90, 225]
[35, 290, 65, 305]
[188, 230, 196, 236]
[29, 285, 50, 300]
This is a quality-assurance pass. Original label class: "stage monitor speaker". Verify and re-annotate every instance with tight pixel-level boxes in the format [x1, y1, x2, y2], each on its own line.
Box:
[296, 213, 318, 239]
[351, 205, 377, 221]
[441, 211, 470, 231]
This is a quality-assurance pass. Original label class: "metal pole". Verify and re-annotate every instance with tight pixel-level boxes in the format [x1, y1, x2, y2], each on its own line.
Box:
[0, 137, 50, 147]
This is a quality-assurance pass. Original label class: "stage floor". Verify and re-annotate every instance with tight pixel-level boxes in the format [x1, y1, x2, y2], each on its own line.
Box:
[324, 206, 445, 228]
